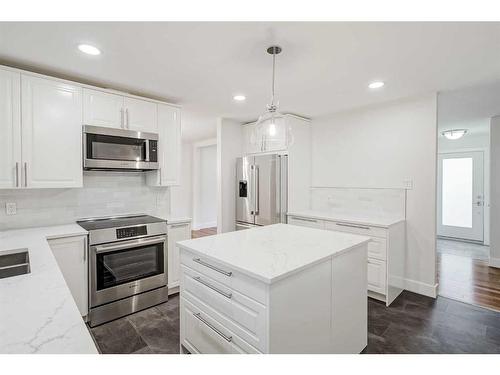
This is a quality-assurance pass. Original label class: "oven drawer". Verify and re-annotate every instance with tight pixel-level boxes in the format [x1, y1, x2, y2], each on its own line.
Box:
[181, 265, 267, 351]
[180, 249, 267, 305]
[181, 297, 261, 354]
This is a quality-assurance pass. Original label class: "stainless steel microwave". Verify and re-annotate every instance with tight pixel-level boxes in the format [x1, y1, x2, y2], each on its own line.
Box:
[83, 125, 159, 171]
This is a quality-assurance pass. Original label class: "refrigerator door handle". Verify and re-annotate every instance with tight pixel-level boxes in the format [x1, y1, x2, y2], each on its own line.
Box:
[255, 165, 259, 215]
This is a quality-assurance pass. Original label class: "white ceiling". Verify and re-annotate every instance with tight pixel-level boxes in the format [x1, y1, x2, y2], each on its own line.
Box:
[2, 22, 500, 141]
[438, 81, 500, 135]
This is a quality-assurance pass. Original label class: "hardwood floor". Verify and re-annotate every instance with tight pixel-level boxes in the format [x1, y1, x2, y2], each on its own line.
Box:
[437, 239, 500, 312]
[191, 227, 217, 238]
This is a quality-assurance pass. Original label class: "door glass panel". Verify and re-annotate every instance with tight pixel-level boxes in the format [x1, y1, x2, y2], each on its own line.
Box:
[442, 157, 473, 228]
[96, 243, 164, 290]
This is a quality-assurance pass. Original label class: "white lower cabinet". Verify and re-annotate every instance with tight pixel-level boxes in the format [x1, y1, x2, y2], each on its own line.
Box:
[48, 235, 88, 317]
[286, 214, 405, 306]
[167, 220, 192, 291]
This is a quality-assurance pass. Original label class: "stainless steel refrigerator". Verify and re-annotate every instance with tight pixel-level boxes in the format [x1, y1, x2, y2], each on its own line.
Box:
[236, 154, 288, 230]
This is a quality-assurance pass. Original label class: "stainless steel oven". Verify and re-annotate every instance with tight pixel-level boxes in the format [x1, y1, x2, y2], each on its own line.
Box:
[83, 125, 159, 171]
[77, 215, 168, 327]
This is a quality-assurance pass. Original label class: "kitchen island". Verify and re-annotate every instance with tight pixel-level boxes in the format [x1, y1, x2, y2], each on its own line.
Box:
[177, 223, 370, 354]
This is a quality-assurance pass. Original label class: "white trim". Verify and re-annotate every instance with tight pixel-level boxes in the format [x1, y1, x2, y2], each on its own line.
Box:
[405, 278, 438, 298]
[192, 221, 217, 231]
[489, 257, 500, 268]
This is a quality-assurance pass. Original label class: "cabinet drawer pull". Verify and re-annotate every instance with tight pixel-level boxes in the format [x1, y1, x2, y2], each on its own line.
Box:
[193, 312, 232, 342]
[290, 217, 317, 223]
[193, 258, 232, 277]
[170, 223, 189, 228]
[193, 276, 232, 299]
[335, 222, 370, 230]
[15, 162, 19, 187]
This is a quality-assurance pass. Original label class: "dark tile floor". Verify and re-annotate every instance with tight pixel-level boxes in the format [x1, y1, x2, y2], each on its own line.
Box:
[89, 291, 500, 354]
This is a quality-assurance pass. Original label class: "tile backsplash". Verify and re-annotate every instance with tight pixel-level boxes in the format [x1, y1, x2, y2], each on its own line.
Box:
[310, 187, 406, 218]
[0, 172, 170, 230]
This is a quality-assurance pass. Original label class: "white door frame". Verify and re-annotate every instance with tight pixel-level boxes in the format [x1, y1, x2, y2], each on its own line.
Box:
[192, 138, 217, 230]
[437, 150, 486, 243]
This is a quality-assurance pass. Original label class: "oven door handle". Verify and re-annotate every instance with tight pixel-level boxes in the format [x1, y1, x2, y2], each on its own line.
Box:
[92, 235, 166, 254]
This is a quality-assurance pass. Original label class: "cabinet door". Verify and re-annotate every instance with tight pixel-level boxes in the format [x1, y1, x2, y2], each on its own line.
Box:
[124, 97, 157, 132]
[0, 69, 21, 189]
[21, 75, 83, 188]
[242, 122, 262, 154]
[48, 236, 88, 317]
[83, 88, 124, 128]
[367, 258, 387, 295]
[168, 221, 192, 288]
[159, 104, 181, 185]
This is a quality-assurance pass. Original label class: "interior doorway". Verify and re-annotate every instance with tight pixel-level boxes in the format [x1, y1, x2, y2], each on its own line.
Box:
[436, 87, 500, 312]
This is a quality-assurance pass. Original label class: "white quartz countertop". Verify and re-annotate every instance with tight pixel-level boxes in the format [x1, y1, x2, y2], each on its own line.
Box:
[177, 223, 370, 284]
[0, 225, 98, 354]
[287, 210, 405, 228]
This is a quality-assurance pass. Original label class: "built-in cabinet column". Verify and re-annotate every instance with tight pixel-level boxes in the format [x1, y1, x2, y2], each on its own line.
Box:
[0, 68, 21, 188]
[21, 75, 83, 188]
[167, 220, 192, 291]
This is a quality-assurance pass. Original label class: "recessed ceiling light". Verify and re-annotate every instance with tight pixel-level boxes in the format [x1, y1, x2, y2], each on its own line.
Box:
[442, 129, 467, 140]
[233, 95, 246, 102]
[368, 81, 385, 89]
[78, 44, 101, 56]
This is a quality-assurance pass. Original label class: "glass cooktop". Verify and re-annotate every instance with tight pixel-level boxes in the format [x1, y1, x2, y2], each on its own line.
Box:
[77, 215, 165, 231]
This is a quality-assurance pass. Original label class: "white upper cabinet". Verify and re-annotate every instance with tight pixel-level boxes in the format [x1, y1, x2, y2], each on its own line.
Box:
[21, 75, 83, 188]
[83, 89, 124, 129]
[0, 68, 21, 188]
[147, 104, 181, 186]
[123, 97, 157, 132]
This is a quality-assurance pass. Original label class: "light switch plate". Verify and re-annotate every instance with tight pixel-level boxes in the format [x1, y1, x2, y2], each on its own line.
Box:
[6, 202, 17, 215]
[403, 180, 413, 189]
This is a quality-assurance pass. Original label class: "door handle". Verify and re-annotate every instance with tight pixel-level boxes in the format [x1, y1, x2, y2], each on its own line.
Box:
[126, 108, 129, 129]
[255, 165, 259, 215]
[15, 162, 19, 187]
[24, 162, 27, 187]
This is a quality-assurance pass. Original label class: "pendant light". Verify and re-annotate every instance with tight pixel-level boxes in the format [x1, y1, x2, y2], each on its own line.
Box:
[442, 129, 468, 140]
[251, 46, 292, 149]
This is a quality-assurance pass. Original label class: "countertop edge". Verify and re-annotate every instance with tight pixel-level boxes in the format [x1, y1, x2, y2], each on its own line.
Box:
[287, 211, 405, 228]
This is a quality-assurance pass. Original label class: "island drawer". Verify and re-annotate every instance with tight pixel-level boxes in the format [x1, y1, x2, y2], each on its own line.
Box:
[324, 220, 387, 238]
[367, 237, 387, 260]
[181, 265, 267, 351]
[181, 297, 262, 354]
[180, 249, 267, 304]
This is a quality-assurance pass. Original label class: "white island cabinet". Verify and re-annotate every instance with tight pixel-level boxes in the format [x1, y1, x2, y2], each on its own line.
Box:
[177, 224, 369, 354]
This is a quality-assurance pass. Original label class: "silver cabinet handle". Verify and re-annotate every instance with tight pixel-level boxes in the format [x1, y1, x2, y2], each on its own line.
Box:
[192, 258, 232, 277]
[15, 162, 19, 187]
[83, 236, 87, 262]
[193, 312, 232, 342]
[336, 222, 370, 230]
[193, 276, 232, 299]
[120, 108, 124, 128]
[24, 162, 27, 187]
[290, 216, 317, 223]
[126, 108, 129, 129]
[255, 165, 259, 215]
[170, 223, 189, 228]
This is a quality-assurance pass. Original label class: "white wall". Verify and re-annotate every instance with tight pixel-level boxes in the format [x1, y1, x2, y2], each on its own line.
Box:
[311, 94, 438, 297]
[437, 122, 490, 245]
[193, 142, 217, 229]
[0, 172, 170, 230]
[217, 118, 243, 233]
[170, 142, 193, 219]
[489, 116, 500, 267]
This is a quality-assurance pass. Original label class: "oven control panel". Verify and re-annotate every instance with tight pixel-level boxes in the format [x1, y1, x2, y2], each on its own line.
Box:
[116, 225, 147, 239]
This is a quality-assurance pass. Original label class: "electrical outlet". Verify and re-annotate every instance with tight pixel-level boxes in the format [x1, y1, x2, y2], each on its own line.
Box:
[403, 180, 413, 189]
[5, 202, 17, 215]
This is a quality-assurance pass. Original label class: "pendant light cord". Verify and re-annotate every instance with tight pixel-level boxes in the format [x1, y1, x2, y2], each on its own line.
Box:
[271, 48, 276, 108]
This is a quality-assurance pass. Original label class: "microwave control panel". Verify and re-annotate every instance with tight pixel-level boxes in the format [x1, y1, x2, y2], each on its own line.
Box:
[149, 140, 158, 162]
[116, 225, 147, 239]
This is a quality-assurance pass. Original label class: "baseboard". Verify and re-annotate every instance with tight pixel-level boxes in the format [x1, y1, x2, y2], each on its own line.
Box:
[192, 221, 217, 230]
[489, 257, 500, 268]
[404, 278, 438, 298]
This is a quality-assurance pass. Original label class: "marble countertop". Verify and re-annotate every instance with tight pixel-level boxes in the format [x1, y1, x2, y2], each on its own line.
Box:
[287, 210, 405, 228]
[0, 225, 98, 354]
[177, 223, 370, 284]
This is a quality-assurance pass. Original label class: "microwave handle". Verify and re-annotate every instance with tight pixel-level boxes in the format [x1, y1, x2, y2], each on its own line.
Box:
[145, 140, 150, 162]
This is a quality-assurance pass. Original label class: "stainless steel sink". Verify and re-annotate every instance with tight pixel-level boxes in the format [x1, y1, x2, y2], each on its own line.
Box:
[0, 249, 30, 279]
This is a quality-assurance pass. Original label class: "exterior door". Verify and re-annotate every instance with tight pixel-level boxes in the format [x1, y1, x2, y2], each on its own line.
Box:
[21, 75, 83, 188]
[437, 151, 484, 242]
[0, 68, 21, 188]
